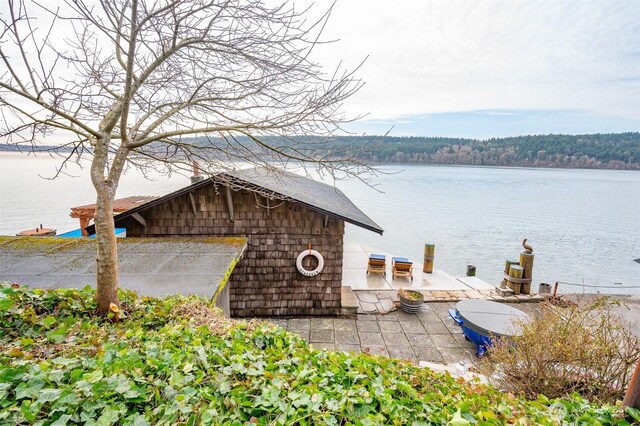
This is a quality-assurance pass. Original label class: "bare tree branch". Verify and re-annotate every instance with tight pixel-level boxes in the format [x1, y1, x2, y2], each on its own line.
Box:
[0, 0, 373, 316]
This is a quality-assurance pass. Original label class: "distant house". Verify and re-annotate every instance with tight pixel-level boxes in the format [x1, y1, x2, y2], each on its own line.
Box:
[89, 167, 383, 317]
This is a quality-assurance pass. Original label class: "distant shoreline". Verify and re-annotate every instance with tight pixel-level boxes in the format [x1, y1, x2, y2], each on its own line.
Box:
[0, 145, 75, 153]
[2, 131, 639, 170]
[2, 148, 638, 171]
[366, 162, 640, 171]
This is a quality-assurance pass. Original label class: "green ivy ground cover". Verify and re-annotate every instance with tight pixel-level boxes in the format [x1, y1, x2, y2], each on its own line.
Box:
[0, 284, 637, 425]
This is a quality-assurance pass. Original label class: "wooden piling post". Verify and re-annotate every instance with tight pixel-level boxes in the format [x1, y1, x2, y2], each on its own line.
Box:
[466, 265, 476, 277]
[519, 252, 534, 294]
[501, 260, 519, 288]
[623, 358, 640, 408]
[423, 244, 435, 273]
[507, 264, 523, 295]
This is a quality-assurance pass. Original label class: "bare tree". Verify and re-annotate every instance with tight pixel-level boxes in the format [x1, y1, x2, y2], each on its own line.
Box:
[0, 0, 370, 316]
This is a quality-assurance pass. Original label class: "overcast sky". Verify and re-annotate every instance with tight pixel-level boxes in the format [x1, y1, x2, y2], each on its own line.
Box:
[3, 0, 638, 139]
[307, 0, 640, 137]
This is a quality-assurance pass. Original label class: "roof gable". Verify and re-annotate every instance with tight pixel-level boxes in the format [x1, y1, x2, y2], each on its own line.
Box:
[223, 167, 383, 234]
[96, 167, 383, 235]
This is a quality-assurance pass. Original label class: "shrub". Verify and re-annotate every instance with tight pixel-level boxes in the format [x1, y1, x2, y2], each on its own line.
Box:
[0, 284, 633, 424]
[482, 297, 640, 403]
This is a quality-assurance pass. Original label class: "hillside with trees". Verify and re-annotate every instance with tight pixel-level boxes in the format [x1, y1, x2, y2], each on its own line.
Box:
[183, 132, 640, 170]
[3, 132, 639, 170]
[325, 132, 640, 169]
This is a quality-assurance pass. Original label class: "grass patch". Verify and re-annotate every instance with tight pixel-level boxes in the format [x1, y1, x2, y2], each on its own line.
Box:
[0, 284, 635, 425]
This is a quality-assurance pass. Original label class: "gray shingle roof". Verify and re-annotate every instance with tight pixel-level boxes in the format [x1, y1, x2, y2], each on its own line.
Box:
[96, 166, 383, 235]
[223, 167, 383, 235]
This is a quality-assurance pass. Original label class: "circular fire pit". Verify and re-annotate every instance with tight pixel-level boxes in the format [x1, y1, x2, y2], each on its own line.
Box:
[449, 299, 531, 357]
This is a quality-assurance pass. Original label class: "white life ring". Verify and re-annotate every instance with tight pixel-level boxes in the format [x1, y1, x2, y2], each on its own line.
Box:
[296, 249, 324, 277]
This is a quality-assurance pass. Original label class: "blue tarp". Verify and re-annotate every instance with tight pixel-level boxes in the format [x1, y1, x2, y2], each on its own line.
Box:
[58, 228, 127, 238]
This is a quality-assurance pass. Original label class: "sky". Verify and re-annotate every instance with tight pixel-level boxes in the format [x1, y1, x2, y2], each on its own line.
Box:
[2, 0, 639, 140]
[305, 0, 640, 138]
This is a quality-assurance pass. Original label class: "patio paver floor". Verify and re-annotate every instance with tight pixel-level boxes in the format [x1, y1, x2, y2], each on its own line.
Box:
[267, 302, 535, 367]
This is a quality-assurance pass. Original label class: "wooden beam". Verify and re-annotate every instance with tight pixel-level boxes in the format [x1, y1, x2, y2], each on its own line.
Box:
[132, 212, 146, 227]
[225, 187, 234, 220]
[189, 192, 198, 216]
[323, 214, 329, 227]
[79, 217, 90, 237]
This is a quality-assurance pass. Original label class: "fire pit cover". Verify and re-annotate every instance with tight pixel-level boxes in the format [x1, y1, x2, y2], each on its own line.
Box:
[455, 299, 530, 338]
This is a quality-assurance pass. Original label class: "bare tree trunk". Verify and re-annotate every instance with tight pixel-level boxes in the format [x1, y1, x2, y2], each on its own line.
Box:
[94, 188, 119, 315]
[91, 135, 122, 315]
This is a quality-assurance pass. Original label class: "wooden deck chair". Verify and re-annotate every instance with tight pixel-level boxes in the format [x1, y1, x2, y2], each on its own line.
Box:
[367, 254, 386, 276]
[392, 257, 413, 281]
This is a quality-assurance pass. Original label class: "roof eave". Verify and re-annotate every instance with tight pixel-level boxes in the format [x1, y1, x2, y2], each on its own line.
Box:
[293, 200, 384, 235]
[86, 174, 384, 236]
[220, 173, 384, 235]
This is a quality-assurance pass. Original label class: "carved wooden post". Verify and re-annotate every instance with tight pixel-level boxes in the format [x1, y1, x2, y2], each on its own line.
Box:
[507, 264, 523, 295]
[519, 252, 534, 294]
[501, 260, 519, 288]
[423, 244, 435, 273]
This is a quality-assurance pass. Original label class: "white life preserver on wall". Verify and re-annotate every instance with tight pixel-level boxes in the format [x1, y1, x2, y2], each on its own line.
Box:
[296, 249, 324, 277]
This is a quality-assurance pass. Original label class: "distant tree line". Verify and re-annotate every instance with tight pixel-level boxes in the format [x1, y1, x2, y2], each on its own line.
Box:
[320, 133, 640, 170]
[0, 144, 66, 152]
[3, 132, 639, 170]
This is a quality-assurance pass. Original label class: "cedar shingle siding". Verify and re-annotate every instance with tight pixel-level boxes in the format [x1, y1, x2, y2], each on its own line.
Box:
[121, 184, 344, 316]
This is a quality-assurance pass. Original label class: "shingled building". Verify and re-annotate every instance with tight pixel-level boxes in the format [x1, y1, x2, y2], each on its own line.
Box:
[95, 167, 383, 317]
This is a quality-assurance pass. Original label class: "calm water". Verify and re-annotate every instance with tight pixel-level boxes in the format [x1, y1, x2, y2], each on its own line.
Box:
[338, 165, 640, 294]
[1, 152, 639, 294]
[0, 152, 191, 235]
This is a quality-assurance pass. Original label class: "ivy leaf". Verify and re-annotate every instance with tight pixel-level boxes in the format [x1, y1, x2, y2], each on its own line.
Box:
[97, 406, 120, 426]
[200, 409, 219, 424]
[84, 370, 104, 383]
[627, 407, 640, 422]
[52, 357, 81, 368]
[38, 388, 62, 404]
[325, 416, 338, 426]
[218, 382, 230, 395]
[15, 382, 42, 400]
[20, 400, 40, 422]
[448, 409, 471, 426]
[46, 325, 68, 343]
[50, 414, 72, 426]
[127, 413, 151, 426]
[0, 367, 24, 384]
[0, 297, 13, 311]
[43, 316, 57, 328]
[0, 383, 10, 401]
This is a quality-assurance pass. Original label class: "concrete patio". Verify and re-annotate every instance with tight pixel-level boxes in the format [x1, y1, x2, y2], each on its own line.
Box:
[342, 242, 494, 291]
[267, 302, 542, 367]
[340, 242, 546, 315]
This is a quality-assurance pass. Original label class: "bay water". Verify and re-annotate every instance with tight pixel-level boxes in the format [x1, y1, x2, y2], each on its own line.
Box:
[1, 152, 638, 294]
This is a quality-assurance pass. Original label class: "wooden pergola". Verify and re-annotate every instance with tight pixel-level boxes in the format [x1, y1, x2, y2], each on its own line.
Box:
[70, 196, 158, 236]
